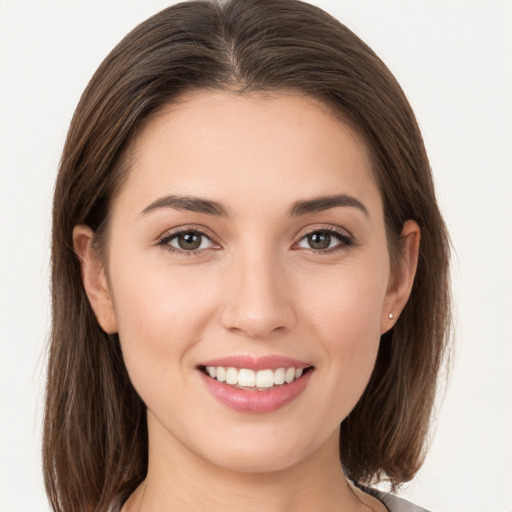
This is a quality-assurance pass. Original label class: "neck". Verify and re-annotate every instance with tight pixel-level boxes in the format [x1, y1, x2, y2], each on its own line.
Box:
[123, 418, 375, 512]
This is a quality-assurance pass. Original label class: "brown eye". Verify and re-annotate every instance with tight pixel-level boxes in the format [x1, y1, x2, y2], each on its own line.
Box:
[307, 232, 331, 250]
[177, 232, 202, 250]
[296, 228, 354, 252]
[165, 230, 214, 251]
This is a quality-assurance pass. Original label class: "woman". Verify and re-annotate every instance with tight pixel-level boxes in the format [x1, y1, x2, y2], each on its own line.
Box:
[43, 1, 451, 511]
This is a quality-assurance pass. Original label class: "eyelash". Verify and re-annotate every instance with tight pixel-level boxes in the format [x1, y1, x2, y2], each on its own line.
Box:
[294, 226, 355, 254]
[157, 226, 218, 256]
[157, 225, 355, 256]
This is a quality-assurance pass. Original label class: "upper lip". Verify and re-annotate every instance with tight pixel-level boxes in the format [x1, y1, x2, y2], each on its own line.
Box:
[199, 355, 312, 371]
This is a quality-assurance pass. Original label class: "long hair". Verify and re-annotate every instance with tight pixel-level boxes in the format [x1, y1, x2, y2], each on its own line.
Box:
[44, 1, 451, 510]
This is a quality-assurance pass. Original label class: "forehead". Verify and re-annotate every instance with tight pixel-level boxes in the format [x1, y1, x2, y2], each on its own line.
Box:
[115, 90, 382, 219]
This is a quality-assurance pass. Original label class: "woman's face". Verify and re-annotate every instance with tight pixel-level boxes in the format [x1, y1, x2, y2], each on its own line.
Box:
[77, 91, 415, 473]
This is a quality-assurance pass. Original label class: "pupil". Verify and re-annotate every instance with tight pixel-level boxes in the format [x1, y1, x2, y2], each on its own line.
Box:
[178, 232, 201, 250]
[309, 232, 330, 250]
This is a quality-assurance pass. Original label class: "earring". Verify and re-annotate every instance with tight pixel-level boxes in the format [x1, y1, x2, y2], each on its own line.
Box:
[388, 313, 394, 319]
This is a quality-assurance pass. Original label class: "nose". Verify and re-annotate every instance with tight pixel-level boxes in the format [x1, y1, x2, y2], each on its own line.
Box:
[220, 248, 297, 339]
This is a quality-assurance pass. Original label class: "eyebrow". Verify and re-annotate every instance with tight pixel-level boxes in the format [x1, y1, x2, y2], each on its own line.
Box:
[140, 195, 230, 218]
[289, 194, 369, 217]
[139, 193, 368, 219]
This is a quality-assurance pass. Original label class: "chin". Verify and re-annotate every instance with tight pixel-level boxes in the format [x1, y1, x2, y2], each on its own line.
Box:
[209, 446, 308, 474]
[194, 426, 328, 475]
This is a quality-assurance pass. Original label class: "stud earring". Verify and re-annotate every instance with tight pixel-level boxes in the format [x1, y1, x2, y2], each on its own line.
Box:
[388, 313, 394, 319]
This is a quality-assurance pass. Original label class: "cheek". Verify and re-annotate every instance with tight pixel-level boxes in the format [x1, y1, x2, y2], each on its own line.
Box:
[108, 257, 219, 390]
[299, 262, 387, 412]
[305, 262, 386, 346]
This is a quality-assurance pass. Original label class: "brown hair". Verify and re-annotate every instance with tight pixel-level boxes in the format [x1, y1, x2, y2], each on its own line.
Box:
[44, 0, 451, 510]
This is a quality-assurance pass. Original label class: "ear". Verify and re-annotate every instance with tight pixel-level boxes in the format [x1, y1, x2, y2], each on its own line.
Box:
[73, 225, 118, 334]
[381, 220, 420, 333]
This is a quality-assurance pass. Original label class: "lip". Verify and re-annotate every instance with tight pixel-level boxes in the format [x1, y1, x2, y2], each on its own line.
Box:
[198, 355, 314, 413]
[199, 355, 311, 371]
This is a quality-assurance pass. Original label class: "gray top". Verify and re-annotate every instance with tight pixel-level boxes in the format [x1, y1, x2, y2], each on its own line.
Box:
[369, 488, 430, 512]
[112, 487, 431, 512]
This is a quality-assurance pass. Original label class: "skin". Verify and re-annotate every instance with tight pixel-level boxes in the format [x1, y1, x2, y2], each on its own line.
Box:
[74, 91, 420, 512]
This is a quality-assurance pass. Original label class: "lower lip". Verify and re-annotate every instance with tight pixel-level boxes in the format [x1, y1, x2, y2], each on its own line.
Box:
[200, 370, 313, 413]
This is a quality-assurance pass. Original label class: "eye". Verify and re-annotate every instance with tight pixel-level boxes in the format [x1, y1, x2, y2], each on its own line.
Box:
[296, 228, 353, 252]
[159, 228, 217, 253]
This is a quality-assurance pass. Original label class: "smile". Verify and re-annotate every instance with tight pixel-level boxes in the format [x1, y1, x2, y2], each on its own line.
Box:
[198, 356, 314, 413]
[203, 366, 309, 390]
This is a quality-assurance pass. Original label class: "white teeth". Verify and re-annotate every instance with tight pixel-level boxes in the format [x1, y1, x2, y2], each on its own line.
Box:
[256, 369, 274, 388]
[225, 367, 238, 385]
[238, 368, 256, 387]
[284, 367, 295, 384]
[216, 367, 226, 382]
[204, 365, 308, 388]
[274, 368, 285, 385]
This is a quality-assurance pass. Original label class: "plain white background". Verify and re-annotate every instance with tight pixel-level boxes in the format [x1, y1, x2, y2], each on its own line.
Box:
[0, 1, 511, 511]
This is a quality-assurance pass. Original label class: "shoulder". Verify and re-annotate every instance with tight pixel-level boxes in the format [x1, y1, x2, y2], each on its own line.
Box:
[367, 488, 431, 512]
